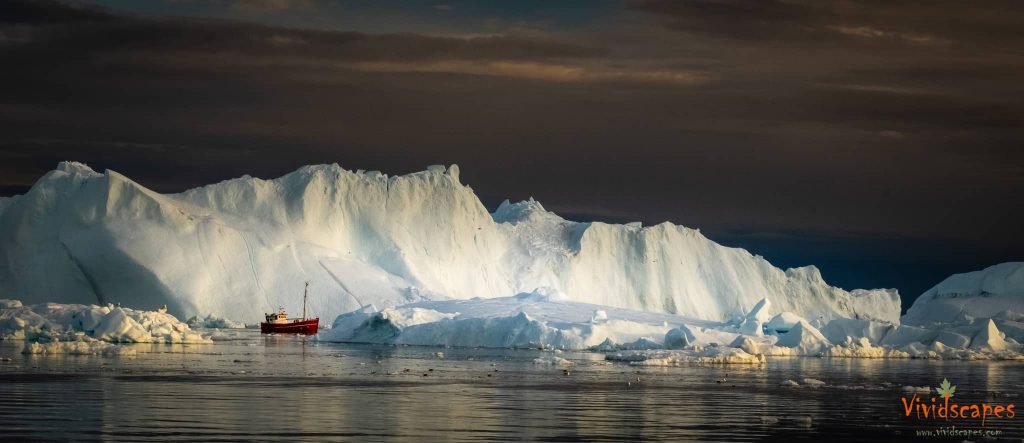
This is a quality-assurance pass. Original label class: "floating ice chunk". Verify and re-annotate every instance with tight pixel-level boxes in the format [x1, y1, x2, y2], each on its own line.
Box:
[620, 337, 663, 350]
[827, 336, 910, 358]
[592, 310, 608, 323]
[899, 342, 931, 357]
[664, 326, 697, 349]
[609, 347, 766, 366]
[23, 339, 137, 357]
[187, 314, 247, 329]
[590, 338, 619, 351]
[792, 416, 813, 428]
[902, 385, 931, 394]
[802, 378, 826, 388]
[729, 335, 770, 355]
[970, 319, 1008, 351]
[0, 299, 209, 344]
[533, 355, 573, 366]
[91, 308, 151, 342]
[330, 304, 379, 330]
[774, 320, 831, 355]
[821, 317, 894, 345]
[780, 379, 800, 387]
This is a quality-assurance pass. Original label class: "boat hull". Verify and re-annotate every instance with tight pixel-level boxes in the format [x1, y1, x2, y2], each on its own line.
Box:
[260, 318, 319, 335]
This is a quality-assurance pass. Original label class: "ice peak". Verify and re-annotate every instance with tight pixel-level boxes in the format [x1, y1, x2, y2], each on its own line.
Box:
[492, 197, 559, 224]
[53, 161, 102, 179]
[785, 265, 824, 283]
[56, 161, 97, 175]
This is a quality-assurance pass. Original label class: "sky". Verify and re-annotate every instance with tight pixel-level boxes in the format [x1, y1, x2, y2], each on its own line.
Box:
[1, 0, 1022, 311]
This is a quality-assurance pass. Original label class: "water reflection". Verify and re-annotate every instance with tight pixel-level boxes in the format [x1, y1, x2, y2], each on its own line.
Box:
[1, 337, 1021, 442]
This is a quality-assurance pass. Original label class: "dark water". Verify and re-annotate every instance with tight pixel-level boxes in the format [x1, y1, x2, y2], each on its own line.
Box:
[1, 332, 1021, 442]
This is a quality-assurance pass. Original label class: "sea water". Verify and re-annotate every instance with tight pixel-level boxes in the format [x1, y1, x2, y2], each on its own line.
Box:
[1, 331, 1021, 442]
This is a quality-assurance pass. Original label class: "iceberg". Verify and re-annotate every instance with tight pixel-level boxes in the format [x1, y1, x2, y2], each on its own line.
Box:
[664, 326, 697, 349]
[0, 162, 901, 325]
[774, 320, 831, 355]
[317, 290, 715, 350]
[0, 298, 209, 344]
[821, 317, 894, 345]
[186, 314, 248, 329]
[3, 161, 1021, 360]
[904, 262, 1024, 327]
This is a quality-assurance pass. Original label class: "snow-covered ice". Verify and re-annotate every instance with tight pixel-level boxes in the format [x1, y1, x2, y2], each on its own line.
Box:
[1, 162, 1022, 361]
[317, 266, 1024, 361]
[317, 288, 715, 349]
[904, 262, 1024, 326]
[0, 162, 900, 325]
[186, 314, 247, 329]
[0, 299, 209, 344]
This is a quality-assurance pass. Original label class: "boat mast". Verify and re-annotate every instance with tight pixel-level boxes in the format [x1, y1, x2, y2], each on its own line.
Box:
[303, 281, 309, 320]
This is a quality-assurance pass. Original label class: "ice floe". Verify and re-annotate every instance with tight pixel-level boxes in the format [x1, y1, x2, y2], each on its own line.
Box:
[1, 299, 210, 344]
[316, 265, 1024, 361]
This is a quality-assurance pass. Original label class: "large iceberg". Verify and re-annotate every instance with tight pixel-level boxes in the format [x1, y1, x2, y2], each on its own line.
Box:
[0, 162, 900, 325]
[904, 262, 1024, 327]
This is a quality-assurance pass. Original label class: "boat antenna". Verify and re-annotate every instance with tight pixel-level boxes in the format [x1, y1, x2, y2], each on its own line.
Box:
[303, 281, 309, 321]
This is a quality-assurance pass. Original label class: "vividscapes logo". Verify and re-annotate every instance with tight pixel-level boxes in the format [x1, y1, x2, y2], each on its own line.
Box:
[901, 378, 1016, 427]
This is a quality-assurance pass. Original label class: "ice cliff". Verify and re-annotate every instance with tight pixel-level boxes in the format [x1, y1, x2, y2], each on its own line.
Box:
[0, 162, 900, 324]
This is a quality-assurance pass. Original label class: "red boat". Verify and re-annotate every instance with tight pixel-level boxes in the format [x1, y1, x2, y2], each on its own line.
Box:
[261, 282, 319, 335]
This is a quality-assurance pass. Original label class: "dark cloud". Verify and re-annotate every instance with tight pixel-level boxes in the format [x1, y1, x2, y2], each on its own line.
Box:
[0, 0, 112, 24]
[630, 0, 1024, 51]
[1, 0, 1021, 306]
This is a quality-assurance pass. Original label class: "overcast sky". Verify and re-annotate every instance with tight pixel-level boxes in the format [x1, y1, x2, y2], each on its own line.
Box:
[2, 0, 1022, 309]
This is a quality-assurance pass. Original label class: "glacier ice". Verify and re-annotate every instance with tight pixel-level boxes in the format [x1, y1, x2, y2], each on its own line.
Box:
[317, 290, 710, 349]
[3, 162, 1023, 359]
[774, 320, 831, 354]
[0, 298, 209, 344]
[904, 262, 1024, 327]
[664, 326, 697, 349]
[969, 319, 1008, 351]
[0, 162, 902, 326]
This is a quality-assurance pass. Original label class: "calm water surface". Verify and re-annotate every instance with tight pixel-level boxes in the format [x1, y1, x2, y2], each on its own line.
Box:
[1, 331, 1021, 442]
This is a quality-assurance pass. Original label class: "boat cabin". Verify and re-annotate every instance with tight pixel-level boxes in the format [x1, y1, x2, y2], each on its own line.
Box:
[265, 308, 290, 324]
